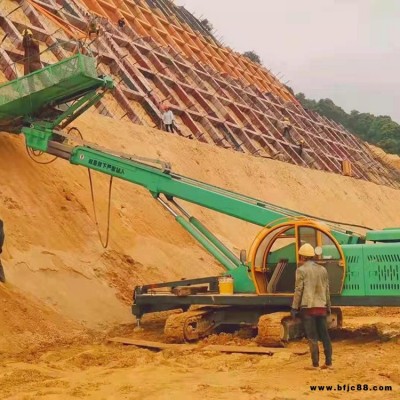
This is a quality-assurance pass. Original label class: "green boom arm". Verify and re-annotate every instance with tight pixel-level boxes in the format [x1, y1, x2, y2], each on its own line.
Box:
[68, 147, 363, 245]
[21, 124, 363, 249]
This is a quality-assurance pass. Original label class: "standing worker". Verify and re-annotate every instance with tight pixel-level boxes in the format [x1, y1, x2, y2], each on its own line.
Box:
[163, 106, 175, 133]
[22, 29, 42, 75]
[291, 243, 332, 370]
[0, 219, 5, 283]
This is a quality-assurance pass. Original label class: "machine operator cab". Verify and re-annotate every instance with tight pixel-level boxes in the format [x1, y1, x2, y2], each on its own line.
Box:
[248, 219, 345, 295]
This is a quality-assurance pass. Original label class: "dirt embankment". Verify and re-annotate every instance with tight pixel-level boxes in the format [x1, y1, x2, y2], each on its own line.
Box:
[0, 284, 86, 355]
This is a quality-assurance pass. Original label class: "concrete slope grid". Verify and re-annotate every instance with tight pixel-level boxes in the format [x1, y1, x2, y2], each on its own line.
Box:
[0, 0, 398, 185]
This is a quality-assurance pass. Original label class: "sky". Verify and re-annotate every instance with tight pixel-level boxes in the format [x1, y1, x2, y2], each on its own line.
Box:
[175, 0, 400, 123]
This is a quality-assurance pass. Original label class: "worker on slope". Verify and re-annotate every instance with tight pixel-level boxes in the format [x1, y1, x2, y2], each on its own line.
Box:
[297, 139, 305, 157]
[163, 106, 175, 133]
[22, 29, 42, 75]
[281, 117, 292, 140]
[87, 16, 100, 39]
[118, 17, 126, 30]
[291, 243, 332, 370]
[0, 219, 5, 283]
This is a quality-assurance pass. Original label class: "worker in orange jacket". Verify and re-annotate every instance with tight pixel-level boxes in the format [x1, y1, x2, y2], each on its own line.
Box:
[22, 29, 42, 75]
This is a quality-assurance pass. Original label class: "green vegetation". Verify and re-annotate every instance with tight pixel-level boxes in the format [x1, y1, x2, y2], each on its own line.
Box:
[296, 93, 400, 155]
[200, 18, 213, 33]
[243, 50, 262, 65]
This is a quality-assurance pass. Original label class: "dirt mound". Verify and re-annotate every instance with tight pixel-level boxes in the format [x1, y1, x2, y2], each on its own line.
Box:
[0, 284, 84, 356]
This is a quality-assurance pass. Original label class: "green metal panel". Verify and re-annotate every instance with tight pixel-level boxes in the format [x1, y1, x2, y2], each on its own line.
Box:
[341, 245, 366, 296]
[341, 243, 400, 297]
[363, 243, 400, 296]
[366, 229, 400, 242]
[0, 54, 107, 121]
[22, 126, 53, 152]
[227, 265, 256, 293]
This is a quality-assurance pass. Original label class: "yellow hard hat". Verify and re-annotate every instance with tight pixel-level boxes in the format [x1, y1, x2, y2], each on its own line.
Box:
[23, 29, 33, 36]
[298, 243, 315, 257]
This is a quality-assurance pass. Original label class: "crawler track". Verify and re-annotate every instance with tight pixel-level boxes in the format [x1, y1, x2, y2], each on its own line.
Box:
[256, 312, 289, 347]
[164, 310, 212, 343]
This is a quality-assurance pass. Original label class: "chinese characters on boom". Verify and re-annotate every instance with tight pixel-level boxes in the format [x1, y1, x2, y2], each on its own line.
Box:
[88, 159, 125, 175]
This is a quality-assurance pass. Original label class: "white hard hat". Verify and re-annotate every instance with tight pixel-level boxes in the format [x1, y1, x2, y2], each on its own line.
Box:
[298, 243, 315, 257]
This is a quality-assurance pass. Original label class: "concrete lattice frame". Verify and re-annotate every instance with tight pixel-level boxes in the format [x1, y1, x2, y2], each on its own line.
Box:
[0, 0, 398, 187]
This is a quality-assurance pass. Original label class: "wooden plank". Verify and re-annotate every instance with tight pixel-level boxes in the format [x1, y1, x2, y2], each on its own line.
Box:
[108, 337, 307, 355]
[108, 337, 197, 351]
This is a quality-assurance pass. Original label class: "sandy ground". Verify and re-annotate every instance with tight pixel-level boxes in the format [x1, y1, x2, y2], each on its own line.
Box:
[1, 114, 400, 399]
[0, 310, 399, 400]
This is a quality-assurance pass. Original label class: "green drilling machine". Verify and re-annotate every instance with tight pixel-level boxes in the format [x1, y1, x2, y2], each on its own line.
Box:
[1, 54, 399, 345]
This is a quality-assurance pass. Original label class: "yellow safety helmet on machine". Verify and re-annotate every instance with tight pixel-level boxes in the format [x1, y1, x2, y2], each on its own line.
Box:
[298, 243, 315, 257]
[23, 29, 33, 36]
